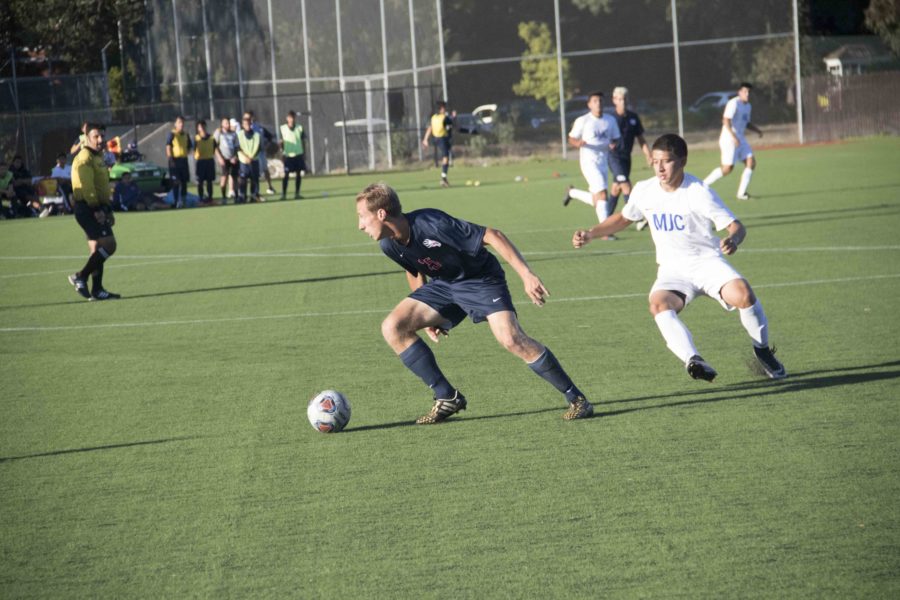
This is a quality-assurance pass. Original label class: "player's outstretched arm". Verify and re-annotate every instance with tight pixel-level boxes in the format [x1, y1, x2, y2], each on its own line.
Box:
[421, 126, 432, 148]
[720, 220, 746, 255]
[572, 213, 633, 248]
[482, 228, 548, 306]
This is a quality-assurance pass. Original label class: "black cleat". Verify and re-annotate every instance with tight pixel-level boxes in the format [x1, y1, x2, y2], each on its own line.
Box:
[687, 355, 717, 382]
[90, 289, 121, 301]
[68, 273, 91, 299]
[563, 185, 573, 207]
[440, 178, 450, 188]
[416, 390, 466, 424]
[753, 345, 787, 379]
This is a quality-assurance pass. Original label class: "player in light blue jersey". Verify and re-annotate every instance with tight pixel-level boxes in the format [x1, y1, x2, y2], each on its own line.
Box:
[573, 134, 786, 381]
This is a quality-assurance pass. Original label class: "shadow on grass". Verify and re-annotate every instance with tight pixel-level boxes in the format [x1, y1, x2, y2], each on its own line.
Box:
[350, 360, 900, 430]
[598, 362, 900, 418]
[0, 435, 202, 463]
[0, 269, 399, 311]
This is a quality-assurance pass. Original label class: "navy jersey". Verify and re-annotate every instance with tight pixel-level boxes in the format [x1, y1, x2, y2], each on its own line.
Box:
[612, 109, 644, 158]
[379, 209, 504, 282]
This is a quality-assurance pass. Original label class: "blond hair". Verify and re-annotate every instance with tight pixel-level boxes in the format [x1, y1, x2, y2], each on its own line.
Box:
[612, 86, 628, 99]
[356, 182, 402, 217]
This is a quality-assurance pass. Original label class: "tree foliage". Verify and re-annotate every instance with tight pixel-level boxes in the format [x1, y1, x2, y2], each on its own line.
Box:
[570, 0, 614, 16]
[1, 0, 146, 73]
[865, 0, 900, 56]
[512, 21, 575, 111]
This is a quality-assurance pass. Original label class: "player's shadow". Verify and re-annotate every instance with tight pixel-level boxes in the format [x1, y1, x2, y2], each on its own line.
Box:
[0, 435, 201, 463]
[0, 270, 399, 311]
[746, 203, 900, 229]
[597, 362, 900, 418]
[759, 183, 900, 200]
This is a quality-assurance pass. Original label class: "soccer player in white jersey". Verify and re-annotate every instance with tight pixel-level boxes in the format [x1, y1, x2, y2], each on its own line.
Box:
[703, 83, 763, 200]
[572, 133, 786, 381]
[563, 91, 621, 238]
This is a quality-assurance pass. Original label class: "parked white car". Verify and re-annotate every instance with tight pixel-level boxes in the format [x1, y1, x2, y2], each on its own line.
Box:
[687, 91, 737, 113]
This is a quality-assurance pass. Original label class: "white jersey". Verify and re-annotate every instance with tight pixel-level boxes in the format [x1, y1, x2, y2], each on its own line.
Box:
[622, 173, 737, 266]
[569, 112, 621, 162]
[722, 97, 751, 139]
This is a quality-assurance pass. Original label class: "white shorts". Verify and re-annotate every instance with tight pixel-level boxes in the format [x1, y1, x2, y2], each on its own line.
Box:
[719, 134, 753, 166]
[580, 155, 608, 194]
[650, 256, 744, 311]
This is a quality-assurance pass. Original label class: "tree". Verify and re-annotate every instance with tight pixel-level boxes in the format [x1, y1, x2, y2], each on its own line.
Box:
[512, 21, 576, 111]
[570, 0, 613, 15]
[865, 0, 900, 56]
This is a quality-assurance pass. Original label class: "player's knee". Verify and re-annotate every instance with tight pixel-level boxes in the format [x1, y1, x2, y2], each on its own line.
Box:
[380, 314, 402, 343]
[721, 165, 734, 175]
[99, 239, 117, 256]
[725, 280, 755, 308]
[748, 157, 757, 170]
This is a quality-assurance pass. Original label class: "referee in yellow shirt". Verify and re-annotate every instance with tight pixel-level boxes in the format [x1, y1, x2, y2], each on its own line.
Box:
[67, 123, 120, 300]
[422, 100, 454, 188]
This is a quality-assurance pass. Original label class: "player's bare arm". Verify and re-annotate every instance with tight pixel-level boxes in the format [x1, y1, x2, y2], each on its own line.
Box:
[609, 137, 620, 152]
[568, 136, 585, 149]
[482, 228, 548, 306]
[421, 126, 432, 148]
[572, 213, 633, 248]
[719, 220, 746, 255]
[637, 134, 652, 166]
[747, 122, 763, 137]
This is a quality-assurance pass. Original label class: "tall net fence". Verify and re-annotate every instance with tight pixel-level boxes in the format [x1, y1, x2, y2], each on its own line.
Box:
[2, 0, 897, 174]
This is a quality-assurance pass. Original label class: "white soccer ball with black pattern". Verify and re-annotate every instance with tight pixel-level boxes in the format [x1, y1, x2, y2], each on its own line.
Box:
[307, 390, 351, 433]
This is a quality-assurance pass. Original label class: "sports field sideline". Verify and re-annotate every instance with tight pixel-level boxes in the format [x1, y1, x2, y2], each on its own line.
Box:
[1, 137, 899, 597]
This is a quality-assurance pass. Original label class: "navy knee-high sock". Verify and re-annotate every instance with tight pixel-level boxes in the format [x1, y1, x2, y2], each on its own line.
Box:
[399, 338, 456, 398]
[528, 348, 583, 403]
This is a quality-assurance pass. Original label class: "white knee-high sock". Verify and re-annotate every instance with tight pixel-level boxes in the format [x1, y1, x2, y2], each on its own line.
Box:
[569, 188, 594, 206]
[654, 310, 699, 364]
[704, 167, 724, 186]
[595, 199, 609, 223]
[739, 300, 769, 348]
[737, 167, 754, 197]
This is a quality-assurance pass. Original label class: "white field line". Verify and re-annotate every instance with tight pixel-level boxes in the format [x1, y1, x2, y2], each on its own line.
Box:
[0, 258, 195, 280]
[1, 245, 899, 263]
[1, 272, 898, 334]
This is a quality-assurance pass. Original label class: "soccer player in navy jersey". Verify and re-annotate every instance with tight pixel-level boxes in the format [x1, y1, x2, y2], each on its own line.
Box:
[356, 183, 593, 423]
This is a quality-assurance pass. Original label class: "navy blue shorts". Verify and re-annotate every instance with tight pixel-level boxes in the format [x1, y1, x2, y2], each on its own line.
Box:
[435, 137, 452, 159]
[409, 276, 516, 328]
[195, 158, 216, 182]
[169, 157, 190, 183]
[239, 160, 260, 180]
[609, 154, 632, 184]
[283, 155, 306, 173]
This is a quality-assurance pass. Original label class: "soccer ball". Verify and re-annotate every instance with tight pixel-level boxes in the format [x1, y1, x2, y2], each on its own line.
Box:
[307, 390, 351, 433]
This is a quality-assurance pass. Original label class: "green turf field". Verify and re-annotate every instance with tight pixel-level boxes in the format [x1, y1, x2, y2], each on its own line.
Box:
[1, 137, 899, 598]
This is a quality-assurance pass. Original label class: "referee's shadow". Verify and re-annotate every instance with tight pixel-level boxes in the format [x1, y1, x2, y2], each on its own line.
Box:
[0, 269, 399, 311]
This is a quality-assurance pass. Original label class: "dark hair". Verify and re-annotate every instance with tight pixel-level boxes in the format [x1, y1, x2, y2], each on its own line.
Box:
[739, 82, 753, 90]
[85, 123, 105, 133]
[56, 153, 66, 159]
[588, 90, 604, 100]
[287, 110, 296, 118]
[175, 115, 185, 122]
[356, 182, 402, 217]
[196, 119, 207, 128]
[436, 100, 447, 110]
[651, 134, 688, 160]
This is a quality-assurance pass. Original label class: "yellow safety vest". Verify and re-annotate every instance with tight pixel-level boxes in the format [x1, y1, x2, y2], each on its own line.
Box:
[72, 147, 110, 207]
[430, 113, 449, 138]
[237, 130, 260, 164]
[194, 134, 216, 160]
[169, 130, 191, 158]
[280, 124, 304, 157]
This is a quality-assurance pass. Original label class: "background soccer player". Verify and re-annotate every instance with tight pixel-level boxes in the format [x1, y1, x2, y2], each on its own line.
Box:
[608, 86, 652, 229]
[165, 115, 193, 208]
[563, 91, 621, 238]
[279, 110, 307, 200]
[573, 133, 785, 381]
[68, 123, 120, 301]
[357, 183, 594, 423]
[236, 113, 262, 203]
[421, 101, 453, 187]
[703, 82, 763, 200]
[194, 120, 216, 204]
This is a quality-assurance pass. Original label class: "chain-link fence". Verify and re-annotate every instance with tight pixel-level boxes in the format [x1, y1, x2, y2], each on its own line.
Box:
[2, 1, 898, 175]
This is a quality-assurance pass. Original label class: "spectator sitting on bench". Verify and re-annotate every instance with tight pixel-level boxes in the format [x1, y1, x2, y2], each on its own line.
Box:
[51, 153, 73, 211]
[113, 172, 169, 211]
[10, 155, 40, 217]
